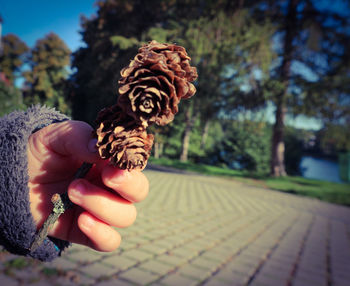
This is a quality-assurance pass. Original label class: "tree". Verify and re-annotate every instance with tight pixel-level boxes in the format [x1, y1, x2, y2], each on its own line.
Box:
[158, 6, 275, 161]
[23, 33, 71, 114]
[0, 34, 29, 85]
[250, 0, 350, 176]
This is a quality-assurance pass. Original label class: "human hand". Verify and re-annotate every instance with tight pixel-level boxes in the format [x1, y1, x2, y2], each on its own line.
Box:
[27, 120, 149, 252]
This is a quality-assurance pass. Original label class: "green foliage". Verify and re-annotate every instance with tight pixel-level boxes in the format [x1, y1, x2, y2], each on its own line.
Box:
[146, 27, 175, 43]
[317, 122, 350, 155]
[23, 33, 71, 115]
[204, 120, 271, 176]
[201, 120, 225, 152]
[153, 109, 186, 158]
[168, 9, 275, 119]
[151, 106, 207, 160]
[152, 114, 274, 176]
[110, 35, 139, 50]
[0, 34, 29, 85]
[0, 81, 25, 116]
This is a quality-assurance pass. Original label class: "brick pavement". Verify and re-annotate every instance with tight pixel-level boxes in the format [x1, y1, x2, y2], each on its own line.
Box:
[1, 170, 350, 286]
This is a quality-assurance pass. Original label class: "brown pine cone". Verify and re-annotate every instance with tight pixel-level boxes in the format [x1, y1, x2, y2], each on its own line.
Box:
[118, 40, 198, 127]
[96, 118, 154, 171]
[95, 41, 197, 170]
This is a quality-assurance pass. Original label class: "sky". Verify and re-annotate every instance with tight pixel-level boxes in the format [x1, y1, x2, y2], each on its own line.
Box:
[1, 0, 97, 52]
[0, 0, 325, 130]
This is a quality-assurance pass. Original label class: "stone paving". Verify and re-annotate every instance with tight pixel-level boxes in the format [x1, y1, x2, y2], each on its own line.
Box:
[1, 170, 350, 286]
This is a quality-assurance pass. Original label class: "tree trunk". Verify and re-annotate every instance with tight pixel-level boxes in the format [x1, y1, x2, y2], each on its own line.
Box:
[159, 142, 164, 157]
[154, 141, 160, 159]
[271, 101, 287, 176]
[180, 104, 196, 162]
[180, 128, 191, 162]
[270, 0, 298, 177]
[200, 119, 211, 149]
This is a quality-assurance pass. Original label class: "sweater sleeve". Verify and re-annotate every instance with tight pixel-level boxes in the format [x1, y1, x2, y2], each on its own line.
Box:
[0, 105, 71, 261]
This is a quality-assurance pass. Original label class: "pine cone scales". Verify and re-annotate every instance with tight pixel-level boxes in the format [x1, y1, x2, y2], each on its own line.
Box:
[95, 41, 197, 170]
[98, 124, 154, 170]
[118, 40, 198, 127]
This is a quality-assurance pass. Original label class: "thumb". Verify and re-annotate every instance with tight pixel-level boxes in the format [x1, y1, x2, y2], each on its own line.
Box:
[41, 120, 100, 164]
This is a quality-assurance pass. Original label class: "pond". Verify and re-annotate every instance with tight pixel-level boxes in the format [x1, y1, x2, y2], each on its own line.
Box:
[300, 156, 343, 183]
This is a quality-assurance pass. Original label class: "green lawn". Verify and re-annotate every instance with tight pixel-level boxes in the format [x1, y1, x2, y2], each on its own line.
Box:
[148, 157, 350, 207]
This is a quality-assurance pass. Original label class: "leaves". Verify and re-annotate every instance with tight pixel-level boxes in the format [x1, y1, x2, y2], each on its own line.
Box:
[110, 36, 139, 49]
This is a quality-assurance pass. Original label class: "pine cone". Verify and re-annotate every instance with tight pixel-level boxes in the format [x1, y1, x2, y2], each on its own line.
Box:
[96, 110, 154, 170]
[118, 40, 198, 127]
[95, 41, 197, 170]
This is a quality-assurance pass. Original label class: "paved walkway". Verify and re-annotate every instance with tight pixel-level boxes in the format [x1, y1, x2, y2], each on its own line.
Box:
[1, 170, 350, 286]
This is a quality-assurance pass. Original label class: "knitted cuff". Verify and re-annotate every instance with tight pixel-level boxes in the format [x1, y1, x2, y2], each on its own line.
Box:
[0, 105, 71, 261]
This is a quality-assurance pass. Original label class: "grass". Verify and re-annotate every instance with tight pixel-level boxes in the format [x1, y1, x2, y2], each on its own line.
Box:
[149, 157, 246, 177]
[264, 176, 350, 207]
[148, 157, 350, 207]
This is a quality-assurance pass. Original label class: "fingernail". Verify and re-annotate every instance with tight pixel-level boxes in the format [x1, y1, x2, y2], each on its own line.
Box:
[69, 181, 86, 201]
[88, 138, 98, 153]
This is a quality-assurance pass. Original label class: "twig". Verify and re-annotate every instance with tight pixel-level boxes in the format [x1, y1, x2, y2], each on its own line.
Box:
[29, 162, 93, 252]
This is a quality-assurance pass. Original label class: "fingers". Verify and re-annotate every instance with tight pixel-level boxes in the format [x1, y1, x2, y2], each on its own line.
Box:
[47, 207, 121, 252]
[101, 165, 149, 203]
[28, 120, 101, 184]
[41, 120, 100, 164]
[68, 179, 137, 228]
[78, 212, 121, 252]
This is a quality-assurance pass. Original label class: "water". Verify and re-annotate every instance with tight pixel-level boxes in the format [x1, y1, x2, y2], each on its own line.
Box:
[300, 156, 343, 183]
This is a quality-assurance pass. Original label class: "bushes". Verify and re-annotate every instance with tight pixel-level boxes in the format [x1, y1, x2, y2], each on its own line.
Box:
[151, 114, 305, 177]
[201, 120, 271, 176]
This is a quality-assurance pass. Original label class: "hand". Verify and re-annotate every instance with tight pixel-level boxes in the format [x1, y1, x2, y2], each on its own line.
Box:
[27, 120, 149, 252]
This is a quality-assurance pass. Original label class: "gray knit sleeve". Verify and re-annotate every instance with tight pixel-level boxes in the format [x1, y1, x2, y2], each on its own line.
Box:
[0, 105, 71, 261]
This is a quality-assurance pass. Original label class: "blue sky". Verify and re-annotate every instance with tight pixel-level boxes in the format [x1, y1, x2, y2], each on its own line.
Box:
[1, 0, 97, 51]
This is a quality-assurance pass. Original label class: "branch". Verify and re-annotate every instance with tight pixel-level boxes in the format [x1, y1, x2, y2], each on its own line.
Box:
[29, 162, 93, 252]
